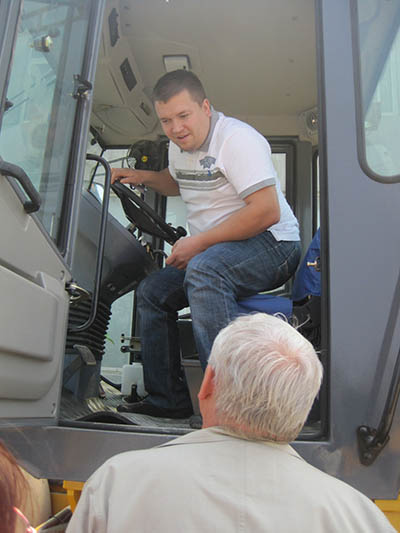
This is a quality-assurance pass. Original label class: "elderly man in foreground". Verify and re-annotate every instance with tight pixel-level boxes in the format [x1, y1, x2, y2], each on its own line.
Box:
[67, 314, 395, 533]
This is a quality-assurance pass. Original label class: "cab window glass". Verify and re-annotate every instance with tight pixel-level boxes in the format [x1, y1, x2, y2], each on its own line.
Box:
[354, 1, 400, 180]
[0, 0, 91, 243]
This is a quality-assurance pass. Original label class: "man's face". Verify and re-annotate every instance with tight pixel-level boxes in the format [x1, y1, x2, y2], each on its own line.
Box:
[155, 89, 211, 152]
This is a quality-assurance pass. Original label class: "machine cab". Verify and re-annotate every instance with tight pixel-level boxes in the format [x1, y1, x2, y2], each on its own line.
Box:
[0, 0, 400, 505]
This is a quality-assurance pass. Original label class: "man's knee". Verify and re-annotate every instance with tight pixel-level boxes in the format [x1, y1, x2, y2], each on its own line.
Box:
[137, 268, 187, 310]
[184, 253, 222, 292]
[136, 271, 161, 303]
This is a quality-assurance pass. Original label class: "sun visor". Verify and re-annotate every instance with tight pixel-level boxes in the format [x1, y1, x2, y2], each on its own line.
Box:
[92, 4, 157, 144]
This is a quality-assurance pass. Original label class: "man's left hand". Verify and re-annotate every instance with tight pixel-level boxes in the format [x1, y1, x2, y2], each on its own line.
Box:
[166, 235, 207, 269]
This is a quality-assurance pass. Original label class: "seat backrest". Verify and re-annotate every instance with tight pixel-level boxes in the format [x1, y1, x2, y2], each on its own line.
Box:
[291, 229, 321, 303]
[237, 229, 321, 317]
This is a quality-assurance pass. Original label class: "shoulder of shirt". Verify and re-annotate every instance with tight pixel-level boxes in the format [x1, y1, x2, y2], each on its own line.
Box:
[215, 111, 267, 144]
[95, 427, 299, 476]
[90, 428, 256, 472]
[83, 429, 223, 488]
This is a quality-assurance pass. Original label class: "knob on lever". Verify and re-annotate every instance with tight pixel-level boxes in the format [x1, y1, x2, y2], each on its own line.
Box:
[175, 226, 187, 239]
[307, 257, 321, 272]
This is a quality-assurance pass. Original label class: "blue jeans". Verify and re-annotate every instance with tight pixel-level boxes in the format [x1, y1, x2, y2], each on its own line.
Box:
[136, 231, 301, 410]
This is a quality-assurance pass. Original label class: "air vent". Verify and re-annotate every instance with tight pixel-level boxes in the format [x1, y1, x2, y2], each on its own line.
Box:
[120, 58, 137, 91]
[140, 102, 151, 116]
[108, 8, 119, 47]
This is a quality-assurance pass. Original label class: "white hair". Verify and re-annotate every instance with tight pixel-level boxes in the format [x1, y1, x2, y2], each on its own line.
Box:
[208, 313, 323, 442]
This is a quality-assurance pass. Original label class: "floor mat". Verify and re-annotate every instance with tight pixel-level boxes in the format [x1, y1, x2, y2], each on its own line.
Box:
[60, 383, 192, 429]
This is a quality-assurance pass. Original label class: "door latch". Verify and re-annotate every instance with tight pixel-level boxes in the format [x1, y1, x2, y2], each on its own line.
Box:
[72, 74, 92, 100]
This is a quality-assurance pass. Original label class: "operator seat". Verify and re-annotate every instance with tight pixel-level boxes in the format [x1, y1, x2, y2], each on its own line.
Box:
[237, 229, 321, 328]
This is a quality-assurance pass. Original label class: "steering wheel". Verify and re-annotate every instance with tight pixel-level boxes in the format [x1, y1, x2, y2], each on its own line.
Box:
[111, 181, 187, 245]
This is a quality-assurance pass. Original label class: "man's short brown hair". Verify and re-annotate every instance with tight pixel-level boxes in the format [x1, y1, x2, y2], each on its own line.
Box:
[153, 69, 207, 105]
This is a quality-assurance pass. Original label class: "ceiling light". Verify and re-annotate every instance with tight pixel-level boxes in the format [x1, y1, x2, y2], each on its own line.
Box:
[163, 55, 191, 72]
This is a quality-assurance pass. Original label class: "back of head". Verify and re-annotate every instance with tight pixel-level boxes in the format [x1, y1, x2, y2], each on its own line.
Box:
[0, 441, 28, 533]
[208, 313, 323, 442]
[153, 69, 207, 104]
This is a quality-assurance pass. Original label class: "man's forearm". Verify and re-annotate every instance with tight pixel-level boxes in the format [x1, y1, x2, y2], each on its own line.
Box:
[198, 203, 277, 249]
[166, 187, 280, 269]
[199, 186, 280, 247]
[140, 168, 180, 196]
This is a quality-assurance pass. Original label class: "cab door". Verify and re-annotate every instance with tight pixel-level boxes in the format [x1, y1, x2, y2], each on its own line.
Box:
[0, 1, 104, 421]
[294, 0, 400, 499]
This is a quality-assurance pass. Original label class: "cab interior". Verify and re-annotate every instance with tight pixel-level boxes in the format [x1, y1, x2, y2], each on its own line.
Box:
[62, 0, 324, 436]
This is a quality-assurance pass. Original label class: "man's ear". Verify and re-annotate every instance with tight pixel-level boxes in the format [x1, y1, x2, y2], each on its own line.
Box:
[198, 365, 215, 400]
[202, 98, 211, 117]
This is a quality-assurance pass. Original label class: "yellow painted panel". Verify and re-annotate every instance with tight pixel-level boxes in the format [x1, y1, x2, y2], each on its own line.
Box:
[375, 496, 400, 532]
[63, 480, 85, 512]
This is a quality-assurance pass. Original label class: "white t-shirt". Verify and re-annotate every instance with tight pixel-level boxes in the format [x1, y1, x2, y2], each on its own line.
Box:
[168, 110, 300, 241]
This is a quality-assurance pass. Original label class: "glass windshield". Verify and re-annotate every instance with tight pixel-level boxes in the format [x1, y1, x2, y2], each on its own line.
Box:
[0, 0, 91, 243]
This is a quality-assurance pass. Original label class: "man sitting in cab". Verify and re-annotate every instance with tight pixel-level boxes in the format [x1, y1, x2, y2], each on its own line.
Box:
[112, 70, 301, 418]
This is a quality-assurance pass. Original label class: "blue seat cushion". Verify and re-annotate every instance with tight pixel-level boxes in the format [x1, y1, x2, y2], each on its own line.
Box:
[237, 294, 293, 318]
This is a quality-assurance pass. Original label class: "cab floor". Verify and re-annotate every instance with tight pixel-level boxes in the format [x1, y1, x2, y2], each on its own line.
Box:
[60, 381, 321, 438]
[60, 381, 193, 430]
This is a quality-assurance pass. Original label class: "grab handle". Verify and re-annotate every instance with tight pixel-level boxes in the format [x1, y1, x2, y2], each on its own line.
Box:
[0, 158, 42, 213]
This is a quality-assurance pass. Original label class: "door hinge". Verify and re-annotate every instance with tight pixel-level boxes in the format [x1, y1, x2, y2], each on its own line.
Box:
[65, 281, 90, 304]
[5, 98, 14, 111]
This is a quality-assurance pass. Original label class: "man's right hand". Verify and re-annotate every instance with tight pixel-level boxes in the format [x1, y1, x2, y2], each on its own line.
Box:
[111, 167, 145, 186]
[110, 167, 180, 196]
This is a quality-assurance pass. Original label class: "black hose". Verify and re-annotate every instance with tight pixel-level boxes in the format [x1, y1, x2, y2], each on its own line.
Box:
[100, 374, 121, 391]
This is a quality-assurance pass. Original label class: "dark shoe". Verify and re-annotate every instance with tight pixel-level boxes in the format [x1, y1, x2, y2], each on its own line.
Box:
[117, 400, 193, 419]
